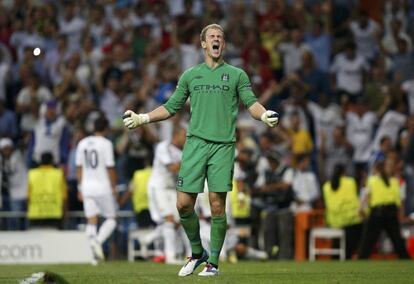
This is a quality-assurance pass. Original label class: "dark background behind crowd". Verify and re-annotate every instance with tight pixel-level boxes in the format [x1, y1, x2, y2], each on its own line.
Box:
[1, 0, 414, 260]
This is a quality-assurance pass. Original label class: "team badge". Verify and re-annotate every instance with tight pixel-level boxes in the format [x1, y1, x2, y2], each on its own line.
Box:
[177, 177, 183, 187]
[221, 73, 229, 82]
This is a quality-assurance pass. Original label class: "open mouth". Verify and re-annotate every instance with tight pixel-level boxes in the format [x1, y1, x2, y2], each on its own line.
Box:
[212, 43, 219, 51]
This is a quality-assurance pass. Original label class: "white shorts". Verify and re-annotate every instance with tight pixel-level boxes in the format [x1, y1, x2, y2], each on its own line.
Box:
[148, 183, 178, 224]
[83, 194, 117, 219]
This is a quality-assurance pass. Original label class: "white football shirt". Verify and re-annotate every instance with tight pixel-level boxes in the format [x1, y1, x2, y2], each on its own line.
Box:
[330, 52, 369, 94]
[349, 19, 380, 60]
[149, 140, 182, 190]
[402, 79, 414, 114]
[373, 110, 407, 150]
[346, 111, 377, 162]
[76, 135, 115, 196]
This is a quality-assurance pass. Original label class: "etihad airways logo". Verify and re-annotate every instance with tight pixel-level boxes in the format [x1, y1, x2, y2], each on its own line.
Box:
[193, 84, 230, 91]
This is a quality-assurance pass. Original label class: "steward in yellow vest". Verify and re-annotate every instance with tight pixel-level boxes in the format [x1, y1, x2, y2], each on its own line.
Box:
[358, 158, 409, 259]
[323, 164, 362, 259]
[230, 178, 251, 220]
[119, 165, 155, 228]
[27, 152, 67, 228]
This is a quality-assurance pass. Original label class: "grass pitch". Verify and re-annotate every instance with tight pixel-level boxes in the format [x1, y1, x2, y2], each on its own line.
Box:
[0, 260, 413, 284]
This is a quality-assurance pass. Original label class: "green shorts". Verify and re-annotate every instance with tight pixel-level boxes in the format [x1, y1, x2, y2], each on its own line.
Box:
[177, 135, 235, 193]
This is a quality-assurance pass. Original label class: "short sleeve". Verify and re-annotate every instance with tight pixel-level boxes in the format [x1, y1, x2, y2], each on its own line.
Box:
[157, 143, 173, 166]
[282, 168, 294, 184]
[75, 144, 83, 167]
[105, 141, 115, 167]
[163, 70, 190, 115]
[237, 70, 257, 108]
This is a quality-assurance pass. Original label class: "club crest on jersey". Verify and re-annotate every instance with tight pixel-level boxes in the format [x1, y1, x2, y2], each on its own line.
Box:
[221, 73, 229, 82]
[177, 177, 184, 187]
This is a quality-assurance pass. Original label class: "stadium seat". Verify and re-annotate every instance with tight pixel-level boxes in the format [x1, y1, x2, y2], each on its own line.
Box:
[309, 228, 346, 261]
[128, 229, 157, 261]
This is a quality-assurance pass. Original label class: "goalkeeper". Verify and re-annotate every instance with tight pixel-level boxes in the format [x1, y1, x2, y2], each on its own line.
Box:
[123, 23, 278, 277]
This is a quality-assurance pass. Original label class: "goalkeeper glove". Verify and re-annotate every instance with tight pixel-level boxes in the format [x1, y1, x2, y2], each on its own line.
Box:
[261, 110, 279, 127]
[122, 110, 150, 129]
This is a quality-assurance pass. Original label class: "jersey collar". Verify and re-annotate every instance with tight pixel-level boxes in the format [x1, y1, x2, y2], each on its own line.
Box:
[203, 61, 225, 71]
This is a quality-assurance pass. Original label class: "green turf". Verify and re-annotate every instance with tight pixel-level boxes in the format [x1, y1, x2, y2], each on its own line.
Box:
[0, 260, 413, 284]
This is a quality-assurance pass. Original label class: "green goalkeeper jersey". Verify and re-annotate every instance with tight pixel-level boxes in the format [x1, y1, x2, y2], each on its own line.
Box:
[164, 62, 257, 143]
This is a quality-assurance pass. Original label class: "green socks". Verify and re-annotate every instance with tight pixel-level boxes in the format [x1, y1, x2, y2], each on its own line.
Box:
[179, 211, 203, 256]
[208, 214, 227, 266]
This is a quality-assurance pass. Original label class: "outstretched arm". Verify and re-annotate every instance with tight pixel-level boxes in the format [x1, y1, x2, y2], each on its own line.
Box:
[124, 70, 190, 129]
[123, 104, 174, 129]
[248, 101, 279, 127]
[248, 101, 267, 120]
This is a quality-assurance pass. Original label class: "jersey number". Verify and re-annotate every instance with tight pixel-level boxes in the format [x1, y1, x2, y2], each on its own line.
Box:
[84, 149, 99, 169]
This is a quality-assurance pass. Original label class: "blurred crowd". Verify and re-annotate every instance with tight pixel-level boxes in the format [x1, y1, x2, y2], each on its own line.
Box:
[1, 0, 414, 260]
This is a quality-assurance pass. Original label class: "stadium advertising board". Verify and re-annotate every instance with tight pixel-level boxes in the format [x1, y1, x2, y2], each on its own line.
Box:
[0, 230, 93, 264]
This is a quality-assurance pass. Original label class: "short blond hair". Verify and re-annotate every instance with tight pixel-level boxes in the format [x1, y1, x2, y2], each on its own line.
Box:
[200, 23, 225, 42]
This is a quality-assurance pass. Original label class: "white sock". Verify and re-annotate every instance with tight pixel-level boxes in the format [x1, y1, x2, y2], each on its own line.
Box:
[97, 218, 116, 244]
[246, 247, 268, 260]
[144, 224, 163, 244]
[86, 224, 97, 239]
[177, 226, 191, 257]
[163, 222, 176, 262]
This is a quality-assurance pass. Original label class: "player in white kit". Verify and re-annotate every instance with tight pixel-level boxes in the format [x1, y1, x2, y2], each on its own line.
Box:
[148, 126, 187, 264]
[76, 116, 118, 263]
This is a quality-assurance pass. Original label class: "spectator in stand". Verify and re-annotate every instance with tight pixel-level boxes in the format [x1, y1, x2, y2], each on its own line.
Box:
[364, 58, 389, 112]
[372, 99, 407, 152]
[402, 73, 414, 115]
[280, 79, 312, 131]
[382, 18, 412, 56]
[58, 1, 86, 52]
[241, 28, 271, 84]
[53, 52, 87, 101]
[391, 38, 414, 81]
[100, 68, 129, 130]
[320, 126, 354, 182]
[260, 19, 284, 80]
[27, 100, 71, 168]
[330, 42, 370, 102]
[0, 48, 10, 103]
[286, 110, 313, 165]
[307, 92, 343, 154]
[304, 20, 331, 72]
[383, 0, 408, 36]
[85, 4, 107, 48]
[345, 97, 378, 185]
[243, 46, 273, 93]
[297, 50, 330, 103]
[368, 136, 393, 173]
[349, 10, 381, 62]
[0, 99, 17, 141]
[0, 138, 27, 230]
[278, 27, 310, 76]
[43, 34, 73, 86]
[283, 153, 320, 213]
[16, 73, 52, 135]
